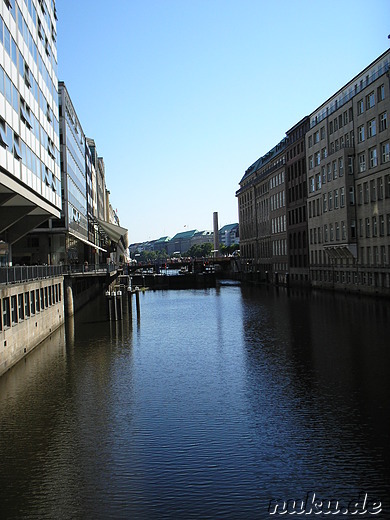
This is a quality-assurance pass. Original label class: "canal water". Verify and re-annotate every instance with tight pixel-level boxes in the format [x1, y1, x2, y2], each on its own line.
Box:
[0, 283, 389, 519]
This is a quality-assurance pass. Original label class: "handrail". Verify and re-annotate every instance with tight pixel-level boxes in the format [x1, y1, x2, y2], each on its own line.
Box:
[0, 263, 118, 285]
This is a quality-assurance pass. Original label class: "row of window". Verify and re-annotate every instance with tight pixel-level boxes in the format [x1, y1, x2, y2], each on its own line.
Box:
[0, 283, 61, 331]
[0, 61, 59, 161]
[357, 85, 386, 115]
[271, 215, 287, 234]
[311, 269, 390, 288]
[0, 116, 59, 193]
[272, 239, 287, 257]
[358, 214, 390, 239]
[1, 10, 58, 115]
[357, 174, 390, 204]
[358, 141, 389, 172]
[270, 190, 285, 211]
[357, 112, 387, 142]
[270, 171, 284, 189]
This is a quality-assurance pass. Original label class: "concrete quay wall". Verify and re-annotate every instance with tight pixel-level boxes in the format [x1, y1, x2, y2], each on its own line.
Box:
[0, 277, 64, 376]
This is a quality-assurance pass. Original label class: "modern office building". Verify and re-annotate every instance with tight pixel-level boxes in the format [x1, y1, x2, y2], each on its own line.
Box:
[0, 0, 60, 265]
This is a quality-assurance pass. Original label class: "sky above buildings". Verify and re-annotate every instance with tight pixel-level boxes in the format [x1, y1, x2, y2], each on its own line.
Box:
[56, 0, 389, 244]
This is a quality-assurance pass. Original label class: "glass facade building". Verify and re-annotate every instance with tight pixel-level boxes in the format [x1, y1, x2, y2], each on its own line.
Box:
[0, 0, 60, 265]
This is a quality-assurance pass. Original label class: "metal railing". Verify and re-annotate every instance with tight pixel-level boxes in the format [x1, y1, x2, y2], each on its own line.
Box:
[0, 263, 119, 285]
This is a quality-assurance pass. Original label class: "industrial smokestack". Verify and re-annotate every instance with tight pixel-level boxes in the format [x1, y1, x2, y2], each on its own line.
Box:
[213, 212, 219, 257]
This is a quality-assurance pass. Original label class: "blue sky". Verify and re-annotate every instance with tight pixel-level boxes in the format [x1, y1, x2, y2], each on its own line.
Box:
[56, 0, 389, 243]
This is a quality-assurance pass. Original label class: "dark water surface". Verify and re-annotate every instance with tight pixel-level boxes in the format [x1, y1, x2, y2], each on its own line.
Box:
[0, 283, 389, 519]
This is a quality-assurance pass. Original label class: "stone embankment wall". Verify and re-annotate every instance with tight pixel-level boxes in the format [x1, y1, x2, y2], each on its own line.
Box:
[0, 277, 64, 376]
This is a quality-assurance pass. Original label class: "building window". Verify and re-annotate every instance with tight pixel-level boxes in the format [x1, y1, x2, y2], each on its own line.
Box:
[379, 112, 387, 132]
[358, 99, 364, 115]
[367, 119, 376, 138]
[30, 290, 35, 315]
[342, 221, 346, 240]
[349, 187, 355, 205]
[358, 153, 366, 173]
[315, 151, 320, 166]
[372, 216, 378, 237]
[309, 155, 314, 169]
[369, 148, 378, 168]
[334, 189, 339, 209]
[338, 157, 344, 176]
[381, 142, 390, 163]
[35, 289, 40, 312]
[332, 161, 337, 179]
[366, 91, 375, 109]
[309, 176, 315, 193]
[365, 218, 370, 237]
[357, 183, 363, 205]
[340, 187, 345, 207]
[348, 156, 354, 174]
[321, 126, 325, 139]
[370, 179, 377, 201]
[378, 84, 385, 102]
[2, 298, 10, 328]
[380, 214, 385, 236]
[323, 193, 327, 212]
[11, 295, 17, 325]
[364, 182, 369, 203]
[24, 292, 30, 318]
[18, 294, 24, 321]
[378, 177, 384, 200]
[316, 173, 321, 190]
[328, 191, 333, 210]
[358, 125, 365, 142]
[327, 163, 331, 182]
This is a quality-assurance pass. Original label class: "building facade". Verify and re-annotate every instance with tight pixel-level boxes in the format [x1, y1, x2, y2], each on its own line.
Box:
[286, 117, 310, 284]
[0, 0, 60, 265]
[237, 49, 390, 295]
[237, 139, 287, 282]
[307, 50, 390, 293]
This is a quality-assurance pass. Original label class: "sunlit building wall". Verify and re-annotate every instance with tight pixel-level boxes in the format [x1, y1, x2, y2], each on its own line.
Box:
[0, 0, 60, 265]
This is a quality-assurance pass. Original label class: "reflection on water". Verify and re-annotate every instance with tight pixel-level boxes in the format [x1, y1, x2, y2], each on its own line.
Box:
[0, 285, 389, 519]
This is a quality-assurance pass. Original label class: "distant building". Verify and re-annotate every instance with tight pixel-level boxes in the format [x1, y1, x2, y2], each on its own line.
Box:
[219, 223, 239, 248]
[237, 138, 288, 283]
[153, 236, 170, 254]
[167, 230, 198, 255]
[191, 230, 213, 247]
